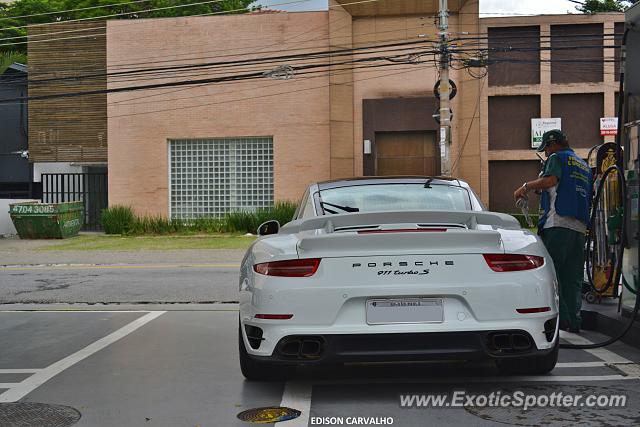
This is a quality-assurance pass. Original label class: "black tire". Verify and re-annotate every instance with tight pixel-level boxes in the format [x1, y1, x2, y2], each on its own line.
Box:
[238, 323, 288, 381]
[496, 339, 559, 375]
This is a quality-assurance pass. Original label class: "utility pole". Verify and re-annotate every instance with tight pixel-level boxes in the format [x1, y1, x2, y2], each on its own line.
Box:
[438, 0, 452, 176]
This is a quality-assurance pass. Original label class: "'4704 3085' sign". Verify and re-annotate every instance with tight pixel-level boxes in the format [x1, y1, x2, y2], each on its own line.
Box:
[10, 204, 55, 214]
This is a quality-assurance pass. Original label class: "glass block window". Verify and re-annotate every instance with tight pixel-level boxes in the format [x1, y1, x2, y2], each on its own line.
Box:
[169, 137, 274, 219]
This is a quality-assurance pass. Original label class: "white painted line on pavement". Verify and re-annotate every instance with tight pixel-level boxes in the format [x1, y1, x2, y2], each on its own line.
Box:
[0, 263, 240, 271]
[316, 374, 639, 386]
[0, 384, 19, 389]
[276, 382, 312, 427]
[0, 311, 166, 403]
[0, 369, 41, 374]
[555, 361, 608, 368]
[1, 310, 154, 313]
[560, 331, 632, 364]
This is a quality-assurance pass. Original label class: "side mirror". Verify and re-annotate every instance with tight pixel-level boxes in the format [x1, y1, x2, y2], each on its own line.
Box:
[257, 220, 280, 236]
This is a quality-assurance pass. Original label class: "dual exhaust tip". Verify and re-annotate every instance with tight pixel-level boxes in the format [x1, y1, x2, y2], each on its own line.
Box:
[278, 336, 325, 359]
[488, 331, 533, 354]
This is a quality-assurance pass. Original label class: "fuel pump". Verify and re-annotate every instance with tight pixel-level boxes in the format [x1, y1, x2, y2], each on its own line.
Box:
[584, 143, 625, 303]
[560, 7, 640, 349]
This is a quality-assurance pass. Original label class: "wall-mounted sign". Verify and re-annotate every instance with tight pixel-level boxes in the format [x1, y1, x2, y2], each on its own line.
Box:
[531, 118, 562, 149]
[363, 139, 372, 154]
[600, 117, 618, 136]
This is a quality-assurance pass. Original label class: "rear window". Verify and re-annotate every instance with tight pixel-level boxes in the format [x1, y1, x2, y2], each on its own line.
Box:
[318, 184, 471, 214]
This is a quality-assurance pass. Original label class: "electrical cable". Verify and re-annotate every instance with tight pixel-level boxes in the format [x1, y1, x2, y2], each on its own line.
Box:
[0, 39, 438, 92]
[559, 27, 640, 350]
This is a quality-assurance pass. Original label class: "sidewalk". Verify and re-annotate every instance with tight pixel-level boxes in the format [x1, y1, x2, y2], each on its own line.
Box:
[582, 297, 640, 349]
[0, 234, 245, 266]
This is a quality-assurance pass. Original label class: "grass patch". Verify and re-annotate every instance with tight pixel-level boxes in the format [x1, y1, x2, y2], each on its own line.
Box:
[39, 234, 256, 251]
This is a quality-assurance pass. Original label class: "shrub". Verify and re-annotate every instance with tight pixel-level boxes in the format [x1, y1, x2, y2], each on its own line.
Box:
[225, 201, 298, 234]
[101, 205, 136, 234]
[102, 202, 298, 235]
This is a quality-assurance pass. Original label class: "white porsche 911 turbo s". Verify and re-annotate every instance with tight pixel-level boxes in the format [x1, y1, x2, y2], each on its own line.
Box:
[238, 177, 559, 380]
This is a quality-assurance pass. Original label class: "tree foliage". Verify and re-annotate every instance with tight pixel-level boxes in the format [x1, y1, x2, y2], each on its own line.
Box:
[0, 0, 257, 55]
[575, 0, 633, 13]
[0, 50, 28, 73]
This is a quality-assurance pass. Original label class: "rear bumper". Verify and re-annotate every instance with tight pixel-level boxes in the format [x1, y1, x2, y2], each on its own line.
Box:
[244, 327, 558, 365]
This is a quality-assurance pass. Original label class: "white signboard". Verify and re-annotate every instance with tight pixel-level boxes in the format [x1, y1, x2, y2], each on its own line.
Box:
[531, 118, 562, 149]
[600, 117, 618, 136]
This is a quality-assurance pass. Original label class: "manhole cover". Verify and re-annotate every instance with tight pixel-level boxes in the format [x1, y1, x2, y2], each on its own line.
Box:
[0, 403, 81, 427]
[237, 406, 301, 424]
[464, 384, 640, 426]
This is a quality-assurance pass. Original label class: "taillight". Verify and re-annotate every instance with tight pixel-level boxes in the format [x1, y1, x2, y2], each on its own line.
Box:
[253, 258, 321, 277]
[483, 254, 544, 272]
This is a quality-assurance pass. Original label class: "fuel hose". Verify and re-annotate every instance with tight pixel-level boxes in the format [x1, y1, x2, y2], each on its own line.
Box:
[561, 164, 640, 349]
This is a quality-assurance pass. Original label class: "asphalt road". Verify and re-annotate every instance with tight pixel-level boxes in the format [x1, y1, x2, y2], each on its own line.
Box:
[0, 264, 240, 304]
[0, 309, 639, 427]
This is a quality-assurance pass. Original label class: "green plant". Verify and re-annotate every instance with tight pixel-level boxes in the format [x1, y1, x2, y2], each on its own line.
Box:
[224, 201, 297, 234]
[101, 205, 136, 234]
[0, 51, 26, 74]
[102, 202, 298, 235]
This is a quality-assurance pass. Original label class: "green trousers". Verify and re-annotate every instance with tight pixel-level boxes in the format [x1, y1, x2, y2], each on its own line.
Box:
[541, 227, 585, 329]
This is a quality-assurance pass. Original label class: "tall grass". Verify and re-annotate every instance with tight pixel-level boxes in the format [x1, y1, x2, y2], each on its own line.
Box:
[101, 202, 297, 235]
[225, 202, 297, 233]
[101, 205, 136, 234]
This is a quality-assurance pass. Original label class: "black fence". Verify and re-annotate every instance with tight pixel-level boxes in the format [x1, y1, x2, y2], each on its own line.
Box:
[41, 173, 108, 231]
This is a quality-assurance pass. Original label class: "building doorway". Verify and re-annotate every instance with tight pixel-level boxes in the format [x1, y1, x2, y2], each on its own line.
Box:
[375, 131, 440, 176]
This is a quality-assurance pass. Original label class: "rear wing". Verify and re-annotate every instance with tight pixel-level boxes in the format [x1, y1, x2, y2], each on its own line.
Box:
[279, 210, 521, 234]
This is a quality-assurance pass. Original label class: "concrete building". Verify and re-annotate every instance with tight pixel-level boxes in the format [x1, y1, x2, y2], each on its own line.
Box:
[24, 2, 624, 219]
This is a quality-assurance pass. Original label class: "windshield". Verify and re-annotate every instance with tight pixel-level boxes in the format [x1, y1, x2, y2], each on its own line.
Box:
[318, 183, 472, 214]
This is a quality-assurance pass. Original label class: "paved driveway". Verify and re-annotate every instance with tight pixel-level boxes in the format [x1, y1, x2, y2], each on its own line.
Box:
[1, 308, 639, 427]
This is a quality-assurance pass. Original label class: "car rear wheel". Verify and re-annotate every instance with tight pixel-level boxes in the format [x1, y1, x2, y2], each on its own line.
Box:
[238, 323, 289, 381]
[495, 339, 559, 375]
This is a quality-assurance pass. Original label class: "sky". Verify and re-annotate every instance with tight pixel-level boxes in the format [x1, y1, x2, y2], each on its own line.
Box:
[255, 0, 585, 14]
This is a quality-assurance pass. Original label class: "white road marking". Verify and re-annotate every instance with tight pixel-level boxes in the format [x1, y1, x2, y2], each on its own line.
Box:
[276, 382, 312, 427]
[0, 311, 165, 403]
[560, 331, 633, 363]
[555, 361, 607, 368]
[1, 310, 155, 313]
[0, 369, 41, 373]
[0, 384, 19, 389]
[315, 374, 639, 385]
[0, 263, 240, 271]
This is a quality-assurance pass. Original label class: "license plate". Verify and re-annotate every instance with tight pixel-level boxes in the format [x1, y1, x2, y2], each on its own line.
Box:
[366, 298, 444, 325]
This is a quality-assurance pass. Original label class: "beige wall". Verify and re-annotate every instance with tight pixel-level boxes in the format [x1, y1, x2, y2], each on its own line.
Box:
[107, 3, 483, 218]
[351, 0, 481, 189]
[107, 12, 331, 216]
[479, 12, 624, 209]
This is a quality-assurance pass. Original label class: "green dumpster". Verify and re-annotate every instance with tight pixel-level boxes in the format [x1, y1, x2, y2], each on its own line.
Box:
[9, 201, 84, 239]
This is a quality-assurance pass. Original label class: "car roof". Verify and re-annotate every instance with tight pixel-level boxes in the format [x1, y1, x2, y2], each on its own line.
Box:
[316, 176, 463, 190]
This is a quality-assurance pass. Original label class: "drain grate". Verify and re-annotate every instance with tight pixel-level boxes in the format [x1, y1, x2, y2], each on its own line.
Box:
[0, 403, 81, 427]
[237, 407, 301, 424]
[464, 384, 640, 426]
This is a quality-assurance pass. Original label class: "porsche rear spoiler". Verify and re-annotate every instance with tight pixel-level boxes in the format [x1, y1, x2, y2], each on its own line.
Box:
[279, 210, 521, 235]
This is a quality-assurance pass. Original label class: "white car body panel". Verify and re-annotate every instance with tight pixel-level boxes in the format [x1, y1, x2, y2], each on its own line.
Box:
[238, 179, 559, 366]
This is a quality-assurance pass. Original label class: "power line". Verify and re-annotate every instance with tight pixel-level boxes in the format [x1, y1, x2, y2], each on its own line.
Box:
[0, 0, 155, 22]
[107, 63, 434, 119]
[0, 48, 437, 104]
[17, 38, 437, 87]
[0, 0, 256, 33]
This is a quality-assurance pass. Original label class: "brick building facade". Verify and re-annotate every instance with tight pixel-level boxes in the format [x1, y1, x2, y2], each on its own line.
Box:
[26, 2, 624, 218]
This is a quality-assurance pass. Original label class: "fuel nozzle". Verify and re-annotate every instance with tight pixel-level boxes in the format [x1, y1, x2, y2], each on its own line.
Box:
[516, 197, 534, 228]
